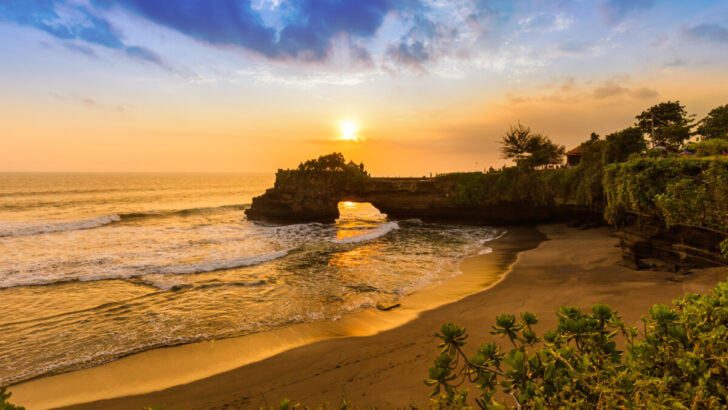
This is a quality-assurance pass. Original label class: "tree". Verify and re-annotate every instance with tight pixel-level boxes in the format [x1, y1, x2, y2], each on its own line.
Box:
[635, 101, 694, 150]
[602, 127, 646, 163]
[500, 123, 565, 169]
[696, 104, 728, 140]
[297, 153, 349, 172]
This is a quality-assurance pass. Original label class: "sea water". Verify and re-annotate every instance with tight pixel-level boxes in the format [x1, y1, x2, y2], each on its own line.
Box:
[0, 173, 501, 385]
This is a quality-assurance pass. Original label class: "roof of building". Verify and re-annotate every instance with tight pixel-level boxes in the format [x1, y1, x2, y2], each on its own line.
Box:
[566, 146, 584, 156]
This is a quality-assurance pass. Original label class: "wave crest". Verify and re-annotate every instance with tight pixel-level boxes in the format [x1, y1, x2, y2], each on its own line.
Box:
[0, 215, 121, 238]
[332, 221, 400, 244]
[0, 204, 251, 238]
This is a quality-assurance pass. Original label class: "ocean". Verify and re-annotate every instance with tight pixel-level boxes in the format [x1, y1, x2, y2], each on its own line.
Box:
[0, 173, 501, 386]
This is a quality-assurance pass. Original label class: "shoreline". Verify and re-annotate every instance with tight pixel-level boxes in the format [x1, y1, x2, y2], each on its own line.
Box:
[10, 226, 544, 409]
[56, 224, 726, 409]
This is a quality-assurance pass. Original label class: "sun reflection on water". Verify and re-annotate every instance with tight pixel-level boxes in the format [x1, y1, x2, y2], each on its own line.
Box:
[335, 201, 387, 241]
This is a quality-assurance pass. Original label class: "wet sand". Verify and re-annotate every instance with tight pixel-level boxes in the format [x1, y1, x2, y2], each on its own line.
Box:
[13, 225, 727, 409]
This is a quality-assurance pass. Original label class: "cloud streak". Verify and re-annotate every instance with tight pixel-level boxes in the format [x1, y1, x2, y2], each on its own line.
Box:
[598, 0, 655, 24]
[683, 23, 728, 44]
[0, 0, 172, 70]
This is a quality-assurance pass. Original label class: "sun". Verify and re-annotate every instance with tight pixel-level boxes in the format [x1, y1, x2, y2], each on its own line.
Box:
[338, 120, 359, 141]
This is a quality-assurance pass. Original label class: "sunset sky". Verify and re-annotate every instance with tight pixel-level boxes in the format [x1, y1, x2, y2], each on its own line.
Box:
[1, 0, 727, 175]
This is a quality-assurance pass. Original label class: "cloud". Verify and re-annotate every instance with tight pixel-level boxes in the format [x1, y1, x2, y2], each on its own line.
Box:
[63, 43, 99, 58]
[384, 14, 442, 70]
[0, 0, 123, 48]
[509, 76, 658, 103]
[683, 23, 728, 44]
[93, 0, 395, 62]
[592, 79, 657, 99]
[663, 58, 687, 67]
[0, 0, 171, 70]
[518, 13, 573, 33]
[50, 93, 126, 112]
[598, 0, 655, 24]
[125, 46, 175, 71]
[592, 79, 628, 98]
[629, 87, 659, 99]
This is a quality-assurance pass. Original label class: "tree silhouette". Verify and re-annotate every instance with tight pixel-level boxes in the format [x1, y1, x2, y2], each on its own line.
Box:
[697, 104, 728, 140]
[500, 123, 565, 168]
[635, 101, 694, 150]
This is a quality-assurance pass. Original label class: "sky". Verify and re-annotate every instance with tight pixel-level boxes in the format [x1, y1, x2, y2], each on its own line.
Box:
[1, 0, 727, 175]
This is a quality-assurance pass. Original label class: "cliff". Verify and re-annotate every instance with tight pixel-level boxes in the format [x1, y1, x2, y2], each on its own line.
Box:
[245, 172, 600, 224]
[246, 157, 727, 270]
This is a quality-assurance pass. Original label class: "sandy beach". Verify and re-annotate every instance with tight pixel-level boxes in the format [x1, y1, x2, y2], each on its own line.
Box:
[12, 224, 726, 409]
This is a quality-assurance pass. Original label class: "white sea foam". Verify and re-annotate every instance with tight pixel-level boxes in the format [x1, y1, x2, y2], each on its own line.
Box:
[332, 221, 400, 244]
[481, 229, 507, 243]
[0, 214, 121, 238]
[158, 249, 291, 275]
[478, 247, 493, 255]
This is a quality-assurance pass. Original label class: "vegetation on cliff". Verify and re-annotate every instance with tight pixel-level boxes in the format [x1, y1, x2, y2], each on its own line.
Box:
[426, 280, 728, 409]
[273, 152, 370, 192]
[451, 102, 728, 232]
[450, 123, 644, 210]
[604, 157, 728, 232]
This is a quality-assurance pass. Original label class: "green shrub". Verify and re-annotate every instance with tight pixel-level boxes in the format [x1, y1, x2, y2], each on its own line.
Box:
[697, 104, 728, 140]
[274, 153, 369, 192]
[602, 127, 646, 164]
[604, 157, 728, 231]
[687, 139, 728, 156]
[0, 387, 24, 410]
[426, 281, 728, 409]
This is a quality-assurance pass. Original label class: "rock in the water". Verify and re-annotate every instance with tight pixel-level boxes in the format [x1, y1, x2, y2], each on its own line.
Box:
[376, 302, 401, 311]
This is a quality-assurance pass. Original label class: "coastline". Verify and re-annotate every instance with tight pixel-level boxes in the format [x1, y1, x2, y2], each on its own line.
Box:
[10, 226, 544, 409]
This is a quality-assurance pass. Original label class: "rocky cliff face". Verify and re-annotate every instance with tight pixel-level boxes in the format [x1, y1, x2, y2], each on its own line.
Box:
[614, 213, 727, 270]
[245, 175, 600, 224]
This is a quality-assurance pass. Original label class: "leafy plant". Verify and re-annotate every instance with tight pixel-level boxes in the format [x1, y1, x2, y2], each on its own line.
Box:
[686, 138, 728, 156]
[499, 123, 565, 169]
[697, 104, 728, 140]
[635, 101, 695, 150]
[602, 127, 646, 164]
[604, 157, 728, 231]
[426, 281, 728, 409]
[274, 152, 370, 193]
[0, 387, 24, 410]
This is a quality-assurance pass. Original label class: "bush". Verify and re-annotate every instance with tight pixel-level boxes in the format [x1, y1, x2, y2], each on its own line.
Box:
[274, 153, 369, 192]
[687, 139, 728, 157]
[697, 104, 728, 140]
[449, 158, 604, 210]
[602, 127, 646, 164]
[604, 157, 728, 231]
[426, 281, 728, 409]
[0, 387, 24, 410]
[449, 168, 574, 208]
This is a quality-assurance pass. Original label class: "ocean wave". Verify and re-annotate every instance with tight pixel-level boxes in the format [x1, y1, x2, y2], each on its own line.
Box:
[119, 204, 249, 221]
[481, 229, 507, 243]
[332, 221, 400, 244]
[158, 249, 291, 275]
[0, 214, 121, 238]
[0, 249, 291, 289]
[0, 204, 250, 238]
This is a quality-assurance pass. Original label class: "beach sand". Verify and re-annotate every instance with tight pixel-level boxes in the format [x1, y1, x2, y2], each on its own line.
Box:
[12, 224, 726, 409]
